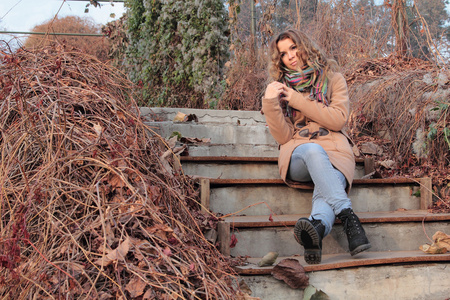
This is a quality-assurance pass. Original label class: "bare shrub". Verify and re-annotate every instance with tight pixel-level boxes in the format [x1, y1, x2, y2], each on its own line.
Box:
[24, 15, 110, 62]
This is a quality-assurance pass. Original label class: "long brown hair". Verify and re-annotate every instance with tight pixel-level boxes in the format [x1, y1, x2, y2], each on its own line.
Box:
[268, 29, 337, 81]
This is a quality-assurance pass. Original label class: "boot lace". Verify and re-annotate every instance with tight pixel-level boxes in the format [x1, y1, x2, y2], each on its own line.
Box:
[341, 211, 363, 238]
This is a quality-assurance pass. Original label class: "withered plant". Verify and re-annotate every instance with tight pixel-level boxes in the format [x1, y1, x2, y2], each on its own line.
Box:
[0, 43, 237, 299]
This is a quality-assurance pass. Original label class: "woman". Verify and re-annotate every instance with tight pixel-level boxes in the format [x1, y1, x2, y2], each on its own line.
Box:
[262, 29, 371, 264]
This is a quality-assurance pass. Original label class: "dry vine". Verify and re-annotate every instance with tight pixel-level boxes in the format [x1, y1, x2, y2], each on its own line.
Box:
[0, 42, 238, 299]
[346, 54, 450, 208]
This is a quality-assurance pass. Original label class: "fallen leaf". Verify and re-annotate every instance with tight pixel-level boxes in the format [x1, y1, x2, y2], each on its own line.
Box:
[303, 285, 331, 300]
[268, 214, 273, 222]
[110, 174, 125, 189]
[98, 292, 114, 300]
[180, 137, 211, 144]
[420, 231, 450, 254]
[143, 289, 153, 299]
[360, 142, 383, 155]
[159, 149, 174, 174]
[166, 135, 178, 148]
[419, 243, 447, 254]
[93, 123, 103, 136]
[185, 114, 198, 122]
[230, 234, 238, 248]
[271, 258, 309, 289]
[95, 237, 131, 267]
[432, 231, 450, 251]
[236, 291, 261, 300]
[380, 159, 396, 169]
[145, 224, 174, 241]
[163, 246, 172, 257]
[189, 263, 195, 272]
[310, 290, 330, 300]
[116, 111, 126, 121]
[173, 112, 186, 122]
[239, 280, 252, 295]
[257, 251, 278, 267]
[352, 145, 361, 156]
[125, 276, 147, 298]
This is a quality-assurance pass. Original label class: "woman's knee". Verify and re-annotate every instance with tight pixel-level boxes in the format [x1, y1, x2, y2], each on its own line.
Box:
[293, 143, 327, 162]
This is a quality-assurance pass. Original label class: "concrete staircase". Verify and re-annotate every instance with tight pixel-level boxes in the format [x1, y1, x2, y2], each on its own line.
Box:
[143, 107, 450, 300]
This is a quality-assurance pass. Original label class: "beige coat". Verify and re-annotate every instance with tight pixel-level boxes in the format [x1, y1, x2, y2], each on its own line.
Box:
[262, 72, 355, 191]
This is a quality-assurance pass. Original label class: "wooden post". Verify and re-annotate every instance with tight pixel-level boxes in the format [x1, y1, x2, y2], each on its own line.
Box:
[419, 177, 432, 210]
[217, 221, 231, 256]
[364, 157, 375, 175]
[200, 178, 210, 213]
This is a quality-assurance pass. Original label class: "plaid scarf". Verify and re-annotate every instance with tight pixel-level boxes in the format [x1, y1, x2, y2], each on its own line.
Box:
[280, 66, 329, 117]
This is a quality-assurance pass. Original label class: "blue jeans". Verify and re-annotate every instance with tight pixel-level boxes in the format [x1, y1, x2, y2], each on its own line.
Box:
[287, 143, 352, 236]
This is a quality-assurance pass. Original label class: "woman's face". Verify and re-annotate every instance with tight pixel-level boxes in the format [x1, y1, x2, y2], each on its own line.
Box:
[277, 38, 303, 70]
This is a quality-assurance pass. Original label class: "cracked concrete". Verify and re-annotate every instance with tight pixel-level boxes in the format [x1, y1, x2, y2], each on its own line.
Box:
[140, 107, 266, 125]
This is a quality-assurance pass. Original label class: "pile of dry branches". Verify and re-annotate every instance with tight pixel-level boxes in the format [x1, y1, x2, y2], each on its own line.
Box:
[346, 54, 435, 84]
[0, 43, 237, 299]
[346, 54, 450, 205]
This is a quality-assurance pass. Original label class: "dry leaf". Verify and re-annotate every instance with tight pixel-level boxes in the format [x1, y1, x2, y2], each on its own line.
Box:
[160, 149, 174, 174]
[117, 111, 126, 121]
[125, 276, 147, 298]
[179, 137, 211, 144]
[110, 174, 125, 189]
[163, 246, 172, 257]
[239, 280, 253, 296]
[420, 231, 450, 254]
[230, 233, 238, 248]
[236, 291, 261, 300]
[432, 231, 450, 251]
[257, 251, 278, 267]
[145, 224, 174, 241]
[95, 237, 131, 267]
[352, 145, 361, 156]
[93, 123, 103, 136]
[173, 112, 186, 122]
[143, 289, 153, 299]
[380, 159, 396, 169]
[98, 292, 114, 300]
[419, 243, 447, 254]
[167, 135, 178, 148]
[271, 258, 309, 289]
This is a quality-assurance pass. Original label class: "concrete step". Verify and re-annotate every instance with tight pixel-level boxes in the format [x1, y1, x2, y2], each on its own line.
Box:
[146, 121, 276, 145]
[181, 156, 367, 179]
[144, 107, 450, 299]
[237, 253, 450, 300]
[236, 250, 450, 274]
[142, 108, 280, 157]
[141, 107, 266, 125]
[206, 178, 430, 216]
[180, 144, 279, 157]
[220, 211, 450, 257]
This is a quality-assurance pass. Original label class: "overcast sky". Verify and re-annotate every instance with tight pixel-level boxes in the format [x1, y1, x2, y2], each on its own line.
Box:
[1, 0, 125, 47]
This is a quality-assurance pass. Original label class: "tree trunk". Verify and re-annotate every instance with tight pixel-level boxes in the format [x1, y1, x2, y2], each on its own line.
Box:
[392, 0, 409, 55]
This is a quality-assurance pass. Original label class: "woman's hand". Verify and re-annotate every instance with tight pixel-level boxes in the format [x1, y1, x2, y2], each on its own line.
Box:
[280, 84, 296, 103]
[264, 81, 286, 99]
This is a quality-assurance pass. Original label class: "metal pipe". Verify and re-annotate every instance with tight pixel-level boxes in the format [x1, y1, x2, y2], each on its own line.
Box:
[0, 31, 104, 37]
[65, 0, 125, 2]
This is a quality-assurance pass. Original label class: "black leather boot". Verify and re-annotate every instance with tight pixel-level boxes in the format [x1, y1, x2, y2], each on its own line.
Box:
[294, 217, 325, 264]
[337, 208, 371, 256]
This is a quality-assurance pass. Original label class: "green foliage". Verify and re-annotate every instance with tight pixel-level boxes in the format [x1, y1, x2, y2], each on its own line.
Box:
[124, 0, 229, 108]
